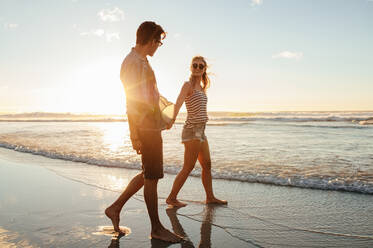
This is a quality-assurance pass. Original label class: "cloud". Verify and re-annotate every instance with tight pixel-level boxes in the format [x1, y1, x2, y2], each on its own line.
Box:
[97, 7, 124, 22]
[77, 7, 124, 42]
[106, 32, 120, 42]
[80, 29, 105, 37]
[272, 51, 303, 60]
[251, 0, 263, 6]
[4, 23, 19, 29]
[80, 29, 120, 42]
[92, 29, 105, 36]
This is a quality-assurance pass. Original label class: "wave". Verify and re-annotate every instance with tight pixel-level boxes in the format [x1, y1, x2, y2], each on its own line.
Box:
[1, 111, 372, 124]
[247, 122, 370, 129]
[0, 118, 126, 122]
[0, 112, 126, 122]
[209, 116, 373, 123]
[360, 120, 373, 125]
[0, 142, 372, 195]
[1, 117, 372, 127]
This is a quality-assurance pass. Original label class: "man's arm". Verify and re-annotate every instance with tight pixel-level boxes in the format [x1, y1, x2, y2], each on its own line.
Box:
[127, 113, 141, 154]
[120, 58, 144, 153]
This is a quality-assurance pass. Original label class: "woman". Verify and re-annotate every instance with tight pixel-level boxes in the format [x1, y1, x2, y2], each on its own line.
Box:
[166, 56, 227, 207]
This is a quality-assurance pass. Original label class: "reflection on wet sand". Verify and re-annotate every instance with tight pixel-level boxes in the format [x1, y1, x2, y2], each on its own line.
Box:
[92, 226, 130, 248]
[106, 232, 125, 248]
[152, 205, 218, 248]
[0, 226, 33, 248]
[106, 205, 218, 248]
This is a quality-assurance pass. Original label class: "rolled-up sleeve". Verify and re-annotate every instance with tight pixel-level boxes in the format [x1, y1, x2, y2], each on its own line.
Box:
[120, 54, 152, 126]
[121, 60, 141, 101]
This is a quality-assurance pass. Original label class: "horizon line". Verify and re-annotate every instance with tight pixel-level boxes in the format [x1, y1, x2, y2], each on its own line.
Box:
[1, 109, 373, 116]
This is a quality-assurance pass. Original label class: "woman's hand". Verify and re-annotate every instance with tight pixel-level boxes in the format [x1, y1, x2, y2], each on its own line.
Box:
[166, 118, 175, 130]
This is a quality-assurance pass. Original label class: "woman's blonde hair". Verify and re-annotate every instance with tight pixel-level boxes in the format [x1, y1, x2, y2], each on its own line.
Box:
[190, 56, 210, 92]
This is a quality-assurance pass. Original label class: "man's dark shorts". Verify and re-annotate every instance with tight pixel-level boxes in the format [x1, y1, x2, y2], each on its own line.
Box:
[137, 108, 164, 180]
[138, 129, 163, 179]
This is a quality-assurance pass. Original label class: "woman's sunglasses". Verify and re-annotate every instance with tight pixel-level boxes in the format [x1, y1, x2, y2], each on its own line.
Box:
[192, 63, 205, 70]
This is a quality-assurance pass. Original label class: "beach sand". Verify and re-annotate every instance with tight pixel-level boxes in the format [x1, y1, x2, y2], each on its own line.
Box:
[0, 148, 372, 248]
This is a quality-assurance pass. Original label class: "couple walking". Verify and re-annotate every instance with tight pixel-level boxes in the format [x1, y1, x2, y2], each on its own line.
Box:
[105, 21, 226, 243]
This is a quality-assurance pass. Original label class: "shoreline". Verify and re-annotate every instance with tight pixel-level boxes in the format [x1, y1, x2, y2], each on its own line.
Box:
[1, 148, 373, 247]
[0, 143, 372, 195]
[0, 148, 250, 248]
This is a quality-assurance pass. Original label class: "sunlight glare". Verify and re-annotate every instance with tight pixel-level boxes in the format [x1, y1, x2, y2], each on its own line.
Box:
[65, 58, 126, 114]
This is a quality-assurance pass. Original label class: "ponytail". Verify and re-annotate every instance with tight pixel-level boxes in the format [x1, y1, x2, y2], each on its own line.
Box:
[201, 71, 210, 92]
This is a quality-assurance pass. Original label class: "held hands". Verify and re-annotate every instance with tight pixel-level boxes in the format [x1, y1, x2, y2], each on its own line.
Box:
[166, 118, 176, 130]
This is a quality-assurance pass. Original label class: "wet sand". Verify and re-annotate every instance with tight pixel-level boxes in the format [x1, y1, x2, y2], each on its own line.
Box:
[0, 148, 372, 247]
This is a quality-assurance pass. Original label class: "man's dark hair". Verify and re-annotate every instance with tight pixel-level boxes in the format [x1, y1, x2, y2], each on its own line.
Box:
[136, 21, 166, 45]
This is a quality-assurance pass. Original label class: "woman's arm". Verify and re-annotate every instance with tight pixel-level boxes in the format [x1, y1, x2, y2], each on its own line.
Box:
[167, 82, 191, 129]
[173, 82, 192, 119]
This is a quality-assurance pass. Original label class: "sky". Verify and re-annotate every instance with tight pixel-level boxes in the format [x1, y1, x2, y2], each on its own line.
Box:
[0, 0, 372, 114]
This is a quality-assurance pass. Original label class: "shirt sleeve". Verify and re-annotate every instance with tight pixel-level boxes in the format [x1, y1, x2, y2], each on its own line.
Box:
[120, 59, 142, 101]
[120, 56, 153, 127]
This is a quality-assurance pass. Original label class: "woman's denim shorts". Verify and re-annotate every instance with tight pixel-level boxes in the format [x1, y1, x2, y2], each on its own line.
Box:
[181, 123, 207, 143]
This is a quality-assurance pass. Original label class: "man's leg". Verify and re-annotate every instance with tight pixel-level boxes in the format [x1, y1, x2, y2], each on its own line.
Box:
[105, 172, 144, 232]
[144, 178, 182, 242]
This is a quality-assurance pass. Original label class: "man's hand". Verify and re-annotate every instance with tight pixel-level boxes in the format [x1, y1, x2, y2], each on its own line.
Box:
[131, 139, 142, 154]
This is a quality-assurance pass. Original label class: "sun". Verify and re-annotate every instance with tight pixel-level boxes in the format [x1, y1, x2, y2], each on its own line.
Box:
[62, 58, 126, 115]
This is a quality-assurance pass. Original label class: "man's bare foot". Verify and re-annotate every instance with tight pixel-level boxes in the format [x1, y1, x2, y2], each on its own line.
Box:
[105, 206, 122, 233]
[166, 198, 187, 208]
[151, 227, 183, 243]
[205, 197, 228, 205]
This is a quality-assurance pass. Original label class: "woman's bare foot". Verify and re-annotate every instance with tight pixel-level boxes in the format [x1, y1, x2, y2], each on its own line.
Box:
[151, 227, 183, 243]
[166, 198, 187, 207]
[205, 197, 228, 205]
[105, 206, 122, 233]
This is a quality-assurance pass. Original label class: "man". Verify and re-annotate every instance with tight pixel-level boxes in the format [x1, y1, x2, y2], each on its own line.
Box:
[105, 21, 181, 243]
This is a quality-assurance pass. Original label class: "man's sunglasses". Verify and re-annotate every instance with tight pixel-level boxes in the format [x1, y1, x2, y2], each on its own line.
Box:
[155, 40, 163, 47]
[192, 63, 205, 70]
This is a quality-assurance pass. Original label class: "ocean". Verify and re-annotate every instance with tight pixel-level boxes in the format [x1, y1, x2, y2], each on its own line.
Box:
[0, 111, 372, 194]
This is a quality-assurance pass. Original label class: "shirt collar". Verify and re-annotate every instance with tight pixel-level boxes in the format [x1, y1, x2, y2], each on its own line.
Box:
[131, 47, 148, 63]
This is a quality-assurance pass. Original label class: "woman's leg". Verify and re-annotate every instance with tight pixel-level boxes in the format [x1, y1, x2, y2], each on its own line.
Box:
[166, 139, 201, 207]
[198, 138, 227, 204]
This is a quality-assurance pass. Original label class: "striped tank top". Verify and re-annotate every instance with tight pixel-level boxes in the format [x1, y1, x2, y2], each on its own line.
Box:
[185, 88, 209, 128]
